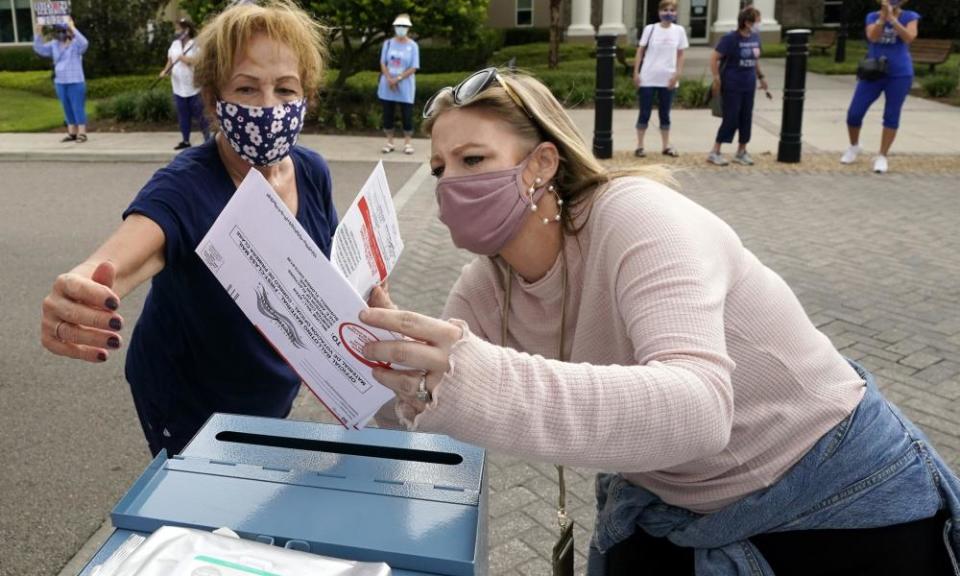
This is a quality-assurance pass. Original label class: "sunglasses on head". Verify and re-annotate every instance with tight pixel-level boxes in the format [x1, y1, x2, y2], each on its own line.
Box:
[422, 67, 531, 119]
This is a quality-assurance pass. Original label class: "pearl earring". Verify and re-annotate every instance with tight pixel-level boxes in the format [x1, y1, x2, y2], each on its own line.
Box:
[528, 180, 539, 212]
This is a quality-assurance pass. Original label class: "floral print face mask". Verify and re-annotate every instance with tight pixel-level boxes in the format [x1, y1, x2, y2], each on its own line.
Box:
[216, 98, 307, 167]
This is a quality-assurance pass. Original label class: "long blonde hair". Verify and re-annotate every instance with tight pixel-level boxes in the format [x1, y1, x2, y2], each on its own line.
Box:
[193, 0, 328, 114]
[423, 69, 672, 234]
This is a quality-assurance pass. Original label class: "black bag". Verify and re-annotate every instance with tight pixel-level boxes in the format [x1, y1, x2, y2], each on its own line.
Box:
[856, 56, 888, 81]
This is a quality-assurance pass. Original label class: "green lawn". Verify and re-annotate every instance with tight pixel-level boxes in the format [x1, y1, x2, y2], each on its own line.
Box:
[0, 88, 92, 132]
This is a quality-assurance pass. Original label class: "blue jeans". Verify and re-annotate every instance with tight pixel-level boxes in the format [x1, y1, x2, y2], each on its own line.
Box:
[715, 89, 755, 145]
[846, 75, 913, 130]
[636, 87, 675, 130]
[55, 81, 87, 125]
[588, 360, 960, 575]
[174, 94, 210, 143]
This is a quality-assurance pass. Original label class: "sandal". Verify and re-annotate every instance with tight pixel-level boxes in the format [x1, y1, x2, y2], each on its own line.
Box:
[61, 134, 77, 142]
[634, 147, 646, 158]
[76, 134, 88, 143]
[403, 144, 414, 155]
[662, 146, 679, 157]
[381, 143, 395, 153]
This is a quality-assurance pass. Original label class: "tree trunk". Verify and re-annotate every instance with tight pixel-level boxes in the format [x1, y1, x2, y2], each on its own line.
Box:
[548, 0, 562, 69]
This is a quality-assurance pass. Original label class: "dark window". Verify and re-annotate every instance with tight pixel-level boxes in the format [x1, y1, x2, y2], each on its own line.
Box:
[823, 0, 843, 25]
[517, 0, 533, 27]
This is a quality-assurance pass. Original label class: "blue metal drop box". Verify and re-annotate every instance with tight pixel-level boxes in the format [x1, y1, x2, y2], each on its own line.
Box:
[78, 414, 488, 576]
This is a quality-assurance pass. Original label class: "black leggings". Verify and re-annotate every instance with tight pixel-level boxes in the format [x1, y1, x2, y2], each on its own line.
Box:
[381, 99, 413, 134]
[605, 510, 955, 576]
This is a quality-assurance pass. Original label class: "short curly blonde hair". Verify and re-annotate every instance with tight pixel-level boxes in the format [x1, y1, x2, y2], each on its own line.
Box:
[193, 0, 327, 112]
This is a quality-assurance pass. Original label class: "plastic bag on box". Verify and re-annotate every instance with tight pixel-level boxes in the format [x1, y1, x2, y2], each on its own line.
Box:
[93, 525, 391, 576]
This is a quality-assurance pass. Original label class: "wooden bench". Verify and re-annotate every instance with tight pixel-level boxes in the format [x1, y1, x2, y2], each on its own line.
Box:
[911, 38, 954, 73]
[809, 29, 837, 56]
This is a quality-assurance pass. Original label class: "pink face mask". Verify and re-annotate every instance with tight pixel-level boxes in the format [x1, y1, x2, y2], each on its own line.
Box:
[435, 154, 546, 256]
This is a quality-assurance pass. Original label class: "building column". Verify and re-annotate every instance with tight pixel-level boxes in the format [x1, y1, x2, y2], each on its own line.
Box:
[751, 0, 782, 39]
[712, 0, 741, 35]
[567, 0, 595, 38]
[598, 0, 627, 36]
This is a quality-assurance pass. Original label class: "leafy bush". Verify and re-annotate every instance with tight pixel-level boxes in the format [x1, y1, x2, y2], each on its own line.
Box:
[0, 46, 51, 72]
[96, 88, 174, 122]
[921, 70, 959, 98]
[676, 79, 711, 108]
[493, 42, 596, 68]
[136, 88, 174, 122]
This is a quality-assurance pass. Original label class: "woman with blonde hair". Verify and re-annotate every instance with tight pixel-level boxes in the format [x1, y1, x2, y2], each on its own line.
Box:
[362, 67, 960, 573]
[39, 0, 339, 456]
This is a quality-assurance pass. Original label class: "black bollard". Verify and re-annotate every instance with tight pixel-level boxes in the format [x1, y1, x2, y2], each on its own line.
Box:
[777, 29, 810, 164]
[835, 0, 848, 63]
[593, 34, 616, 159]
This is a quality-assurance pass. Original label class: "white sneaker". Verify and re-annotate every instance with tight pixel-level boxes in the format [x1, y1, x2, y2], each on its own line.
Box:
[840, 145, 862, 164]
[873, 155, 888, 174]
[707, 152, 729, 166]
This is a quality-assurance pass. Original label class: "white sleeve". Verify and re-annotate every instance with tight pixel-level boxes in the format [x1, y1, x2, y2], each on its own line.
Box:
[639, 24, 653, 47]
[679, 26, 690, 50]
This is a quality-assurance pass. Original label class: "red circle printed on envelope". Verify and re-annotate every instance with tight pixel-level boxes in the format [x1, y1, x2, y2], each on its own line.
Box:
[339, 322, 392, 369]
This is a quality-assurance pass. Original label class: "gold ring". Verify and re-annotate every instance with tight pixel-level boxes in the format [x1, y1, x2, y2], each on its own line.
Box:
[55, 320, 66, 342]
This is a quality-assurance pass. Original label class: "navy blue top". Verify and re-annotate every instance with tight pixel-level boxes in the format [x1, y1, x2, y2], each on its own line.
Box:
[123, 139, 338, 441]
[715, 30, 762, 92]
[866, 10, 920, 78]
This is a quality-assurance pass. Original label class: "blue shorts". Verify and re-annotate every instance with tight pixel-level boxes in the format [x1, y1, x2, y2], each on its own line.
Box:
[846, 75, 912, 130]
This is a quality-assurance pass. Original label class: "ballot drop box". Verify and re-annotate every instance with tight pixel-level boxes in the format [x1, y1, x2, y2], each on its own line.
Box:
[78, 414, 488, 576]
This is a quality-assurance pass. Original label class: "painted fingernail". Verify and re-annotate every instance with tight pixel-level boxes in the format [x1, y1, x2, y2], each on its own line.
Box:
[109, 317, 122, 330]
[105, 297, 119, 310]
[97, 352, 107, 362]
[107, 336, 120, 349]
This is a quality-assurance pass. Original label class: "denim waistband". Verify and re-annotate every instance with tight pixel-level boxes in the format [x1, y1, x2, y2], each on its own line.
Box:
[588, 360, 960, 575]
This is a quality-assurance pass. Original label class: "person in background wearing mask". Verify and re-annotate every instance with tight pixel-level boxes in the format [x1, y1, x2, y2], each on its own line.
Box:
[378, 14, 420, 155]
[33, 17, 89, 143]
[359, 67, 960, 573]
[632, 0, 688, 158]
[841, 0, 919, 174]
[39, 1, 340, 456]
[707, 6, 768, 166]
[160, 18, 210, 150]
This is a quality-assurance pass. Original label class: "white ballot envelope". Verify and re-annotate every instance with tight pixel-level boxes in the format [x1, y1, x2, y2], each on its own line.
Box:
[196, 164, 403, 428]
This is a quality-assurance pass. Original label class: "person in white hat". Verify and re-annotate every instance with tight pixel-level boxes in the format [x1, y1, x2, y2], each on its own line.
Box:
[378, 14, 420, 154]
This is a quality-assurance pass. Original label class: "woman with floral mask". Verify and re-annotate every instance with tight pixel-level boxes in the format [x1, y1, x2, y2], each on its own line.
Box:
[632, 0, 688, 158]
[361, 68, 960, 573]
[39, 0, 339, 457]
[33, 17, 89, 143]
[378, 14, 420, 155]
[841, 0, 920, 174]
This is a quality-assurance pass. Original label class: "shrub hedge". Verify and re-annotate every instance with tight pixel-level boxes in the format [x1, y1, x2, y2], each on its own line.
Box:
[95, 87, 175, 122]
[921, 68, 959, 98]
[0, 71, 170, 99]
[0, 46, 51, 72]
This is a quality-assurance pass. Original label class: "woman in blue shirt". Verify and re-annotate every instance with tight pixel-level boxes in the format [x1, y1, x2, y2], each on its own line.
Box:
[841, 0, 919, 174]
[707, 7, 769, 167]
[39, 1, 339, 456]
[378, 14, 420, 155]
[33, 17, 89, 143]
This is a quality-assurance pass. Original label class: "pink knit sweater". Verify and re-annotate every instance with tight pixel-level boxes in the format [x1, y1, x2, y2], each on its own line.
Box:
[408, 176, 865, 513]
